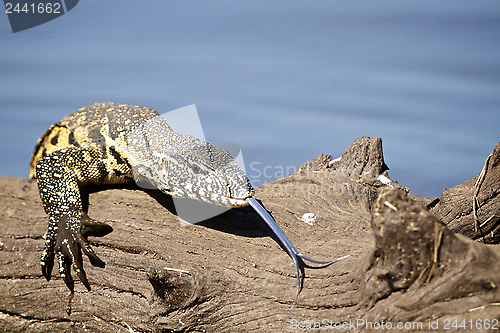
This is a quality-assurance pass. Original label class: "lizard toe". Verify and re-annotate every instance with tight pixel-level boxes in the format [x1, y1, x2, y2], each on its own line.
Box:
[68, 242, 91, 292]
[75, 232, 106, 268]
[57, 250, 75, 292]
[81, 212, 113, 238]
[41, 239, 56, 281]
[41, 220, 59, 281]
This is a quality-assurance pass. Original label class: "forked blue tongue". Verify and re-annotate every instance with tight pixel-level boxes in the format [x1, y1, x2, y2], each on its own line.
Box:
[246, 197, 349, 307]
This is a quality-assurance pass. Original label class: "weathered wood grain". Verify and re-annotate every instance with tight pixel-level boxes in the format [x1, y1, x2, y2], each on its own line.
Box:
[1, 137, 499, 332]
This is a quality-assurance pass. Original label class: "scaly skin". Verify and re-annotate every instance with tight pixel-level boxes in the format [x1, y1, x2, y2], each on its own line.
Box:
[30, 103, 254, 291]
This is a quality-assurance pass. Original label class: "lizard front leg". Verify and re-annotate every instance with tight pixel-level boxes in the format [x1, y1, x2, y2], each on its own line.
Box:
[36, 147, 113, 291]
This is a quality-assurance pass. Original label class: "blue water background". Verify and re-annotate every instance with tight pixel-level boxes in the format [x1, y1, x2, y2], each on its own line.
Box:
[1, 1, 499, 198]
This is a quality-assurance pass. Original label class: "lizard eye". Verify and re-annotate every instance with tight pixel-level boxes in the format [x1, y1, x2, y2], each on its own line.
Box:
[191, 163, 210, 176]
[191, 164, 202, 174]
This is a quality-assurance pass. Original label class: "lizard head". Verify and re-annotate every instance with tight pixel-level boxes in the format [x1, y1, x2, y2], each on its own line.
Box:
[159, 140, 255, 207]
[128, 118, 254, 208]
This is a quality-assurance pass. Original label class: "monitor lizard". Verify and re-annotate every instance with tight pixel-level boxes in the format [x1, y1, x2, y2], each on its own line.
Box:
[29, 102, 346, 306]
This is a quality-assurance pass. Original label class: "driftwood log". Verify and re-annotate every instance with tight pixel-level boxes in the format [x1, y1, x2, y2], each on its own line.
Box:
[1, 137, 499, 332]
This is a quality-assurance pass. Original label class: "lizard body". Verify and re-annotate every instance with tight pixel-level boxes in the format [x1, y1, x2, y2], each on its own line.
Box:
[30, 103, 253, 291]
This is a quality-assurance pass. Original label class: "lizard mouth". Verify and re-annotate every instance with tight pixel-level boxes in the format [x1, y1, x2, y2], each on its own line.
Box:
[229, 197, 251, 207]
[202, 190, 250, 207]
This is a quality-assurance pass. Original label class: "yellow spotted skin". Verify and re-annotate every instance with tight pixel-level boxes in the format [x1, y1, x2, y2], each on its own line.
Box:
[30, 103, 254, 293]
[30, 103, 159, 182]
[30, 103, 162, 292]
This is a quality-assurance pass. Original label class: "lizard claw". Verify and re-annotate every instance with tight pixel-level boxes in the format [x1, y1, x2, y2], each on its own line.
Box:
[41, 236, 56, 282]
[42, 215, 112, 291]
